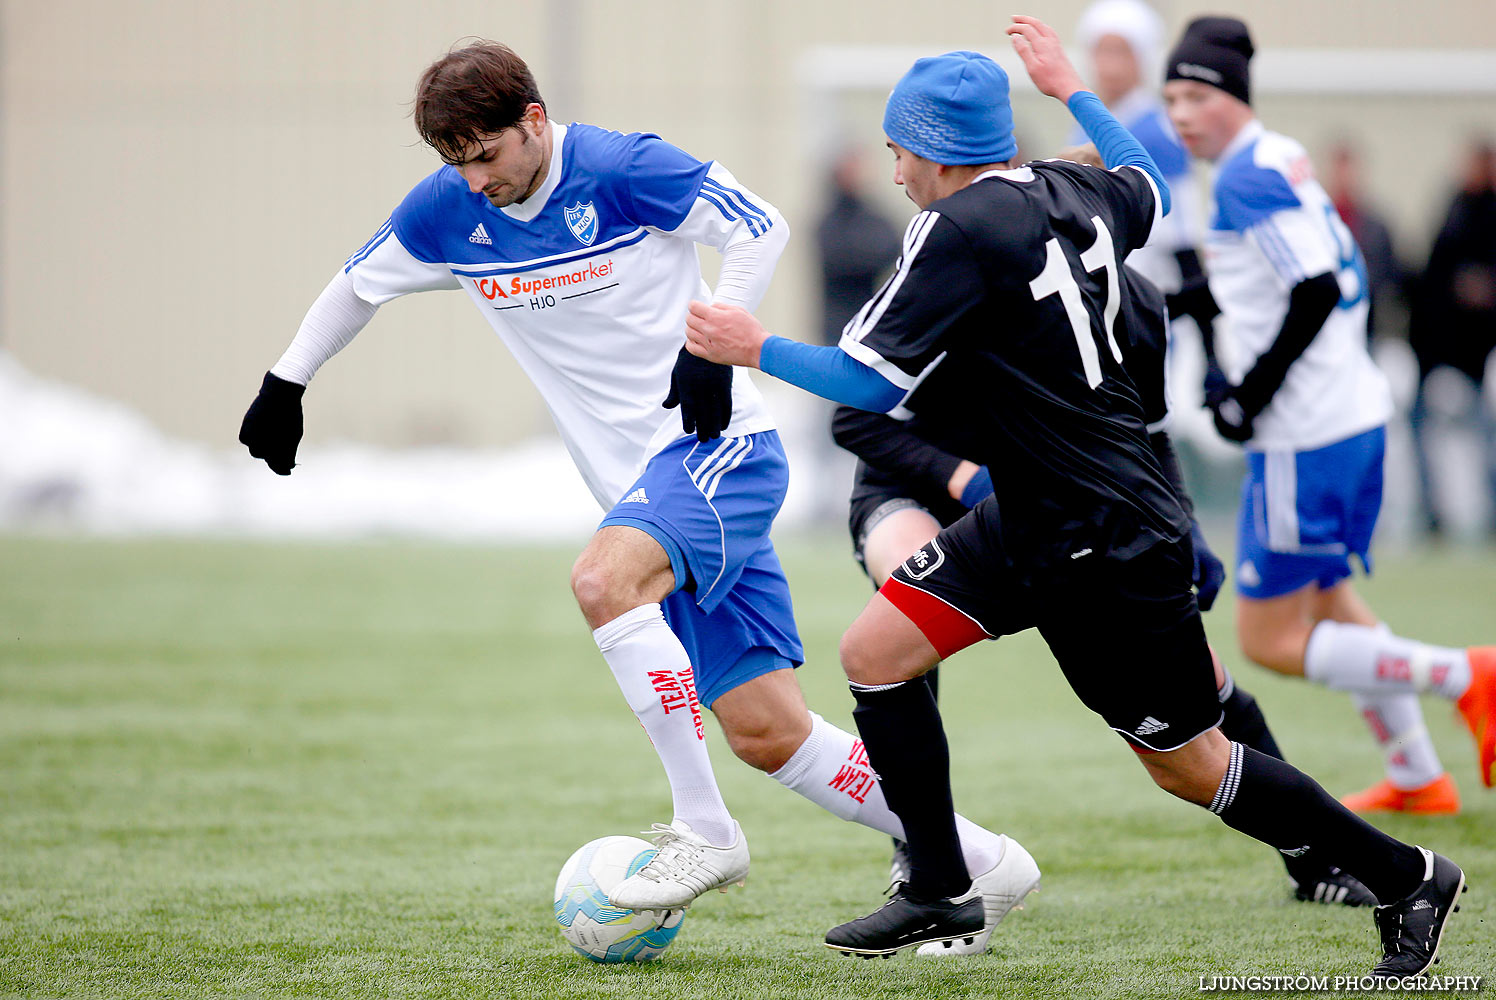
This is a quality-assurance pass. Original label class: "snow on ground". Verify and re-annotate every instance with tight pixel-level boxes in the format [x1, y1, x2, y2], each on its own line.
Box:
[1, 348, 1488, 543]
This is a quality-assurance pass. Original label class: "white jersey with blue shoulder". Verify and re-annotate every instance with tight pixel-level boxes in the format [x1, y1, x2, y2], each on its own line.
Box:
[1205, 120, 1391, 452]
[341, 122, 784, 507]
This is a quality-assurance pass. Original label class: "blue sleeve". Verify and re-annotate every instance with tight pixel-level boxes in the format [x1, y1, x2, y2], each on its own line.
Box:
[1213, 156, 1301, 232]
[385, 169, 453, 265]
[1066, 90, 1171, 217]
[1128, 108, 1189, 182]
[759, 336, 906, 413]
[959, 466, 994, 509]
[621, 133, 712, 230]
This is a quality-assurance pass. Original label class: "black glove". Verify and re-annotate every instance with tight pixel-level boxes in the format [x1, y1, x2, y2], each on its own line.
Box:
[1189, 519, 1225, 612]
[662, 346, 732, 442]
[239, 371, 306, 475]
[1207, 383, 1256, 443]
[1165, 276, 1221, 326]
[1202, 358, 1230, 404]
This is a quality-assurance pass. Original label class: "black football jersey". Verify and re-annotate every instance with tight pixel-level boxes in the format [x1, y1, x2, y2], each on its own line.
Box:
[837, 159, 1188, 572]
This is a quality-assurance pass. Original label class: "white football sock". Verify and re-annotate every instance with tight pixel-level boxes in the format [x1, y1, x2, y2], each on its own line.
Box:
[1304, 621, 1472, 701]
[1352, 692, 1446, 790]
[769, 711, 1004, 877]
[593, 603, 734, 847]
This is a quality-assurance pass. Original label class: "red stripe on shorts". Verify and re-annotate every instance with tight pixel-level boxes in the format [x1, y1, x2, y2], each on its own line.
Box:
[879, 576, 989, 660]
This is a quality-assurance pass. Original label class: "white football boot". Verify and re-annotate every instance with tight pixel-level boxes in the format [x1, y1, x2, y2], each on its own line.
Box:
[916, 835, 1040, 956]
[606, 820, 749, 911]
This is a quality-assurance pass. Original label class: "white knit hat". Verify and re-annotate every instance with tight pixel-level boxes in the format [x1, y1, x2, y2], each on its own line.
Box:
[1076, 0, 1166, 80]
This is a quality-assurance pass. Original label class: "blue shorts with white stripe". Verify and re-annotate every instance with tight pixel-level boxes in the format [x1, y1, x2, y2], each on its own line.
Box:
[1235, 425, 1385, 600]
[599, 430, 804, 706]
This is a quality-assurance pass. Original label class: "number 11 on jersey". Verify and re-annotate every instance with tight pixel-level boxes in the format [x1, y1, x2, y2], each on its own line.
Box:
[1028, 215, 1123, 389]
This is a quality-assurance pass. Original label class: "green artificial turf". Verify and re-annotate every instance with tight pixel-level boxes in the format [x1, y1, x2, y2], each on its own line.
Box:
[1, 535, 1492, 998]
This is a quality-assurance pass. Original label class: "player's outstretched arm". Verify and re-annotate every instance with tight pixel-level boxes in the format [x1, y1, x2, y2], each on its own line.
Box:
[239, 270, 379, 475]
[1006, 15, 1085, 103]
[685, 301, 905, 413]
[684, 301, 770, 369]
[1008, 14, 1170, 216]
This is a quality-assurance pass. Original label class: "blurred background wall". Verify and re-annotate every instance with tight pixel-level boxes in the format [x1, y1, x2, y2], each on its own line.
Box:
[2, 0, 1493, 460]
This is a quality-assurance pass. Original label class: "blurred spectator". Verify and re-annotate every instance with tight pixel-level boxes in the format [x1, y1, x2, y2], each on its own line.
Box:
[816, 149, 901, 345]
[1071, 0, 1202, 299]
[1407, 139, 1496, 536]
[1074, 0, 1221, 428]
[1325, 141, 1408, 343]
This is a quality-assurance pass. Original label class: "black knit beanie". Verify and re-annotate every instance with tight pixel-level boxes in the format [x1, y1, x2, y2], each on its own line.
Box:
[1165, 16, 1254, 106]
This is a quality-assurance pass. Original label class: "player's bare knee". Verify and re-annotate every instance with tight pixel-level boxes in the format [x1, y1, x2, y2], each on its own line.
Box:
[839, 628, 881, 685]
[726, 729, 794, 773]
[1239, 629, 1306, 676]
[719, 715, 799, 773]
[570, 556, 631, 627]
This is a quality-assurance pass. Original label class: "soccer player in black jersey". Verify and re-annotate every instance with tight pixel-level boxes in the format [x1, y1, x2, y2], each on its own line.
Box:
[835, 252, 1376, 927]
[685, 16, 1465, 976]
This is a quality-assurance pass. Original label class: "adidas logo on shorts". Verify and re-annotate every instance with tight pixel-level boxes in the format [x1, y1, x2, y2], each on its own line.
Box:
[1135, 716, 1169, 736]
[622, 488, 649, 504]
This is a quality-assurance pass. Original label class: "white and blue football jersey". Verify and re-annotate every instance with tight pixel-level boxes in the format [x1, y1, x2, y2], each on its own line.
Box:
[1204, 120, 1391, 452]
[342, 122, 785, 507]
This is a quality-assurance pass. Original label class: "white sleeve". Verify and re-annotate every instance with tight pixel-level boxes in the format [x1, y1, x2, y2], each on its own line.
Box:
[1245, 206, 1338, 289]
[269, 270, 379, 385]
[344, 224, 462, 306]
[662, 162, 788, 311]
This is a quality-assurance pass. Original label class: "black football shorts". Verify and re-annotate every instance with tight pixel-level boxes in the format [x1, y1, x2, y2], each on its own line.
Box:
[884, 500, 1222, 752]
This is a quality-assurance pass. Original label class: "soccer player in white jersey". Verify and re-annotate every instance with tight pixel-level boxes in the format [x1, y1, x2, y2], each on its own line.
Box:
[237, 41, 1035, 937]
[1162, 17, 1496, 814]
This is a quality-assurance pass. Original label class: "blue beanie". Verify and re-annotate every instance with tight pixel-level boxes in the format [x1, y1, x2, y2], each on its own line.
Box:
[883, 51, 1017, 165]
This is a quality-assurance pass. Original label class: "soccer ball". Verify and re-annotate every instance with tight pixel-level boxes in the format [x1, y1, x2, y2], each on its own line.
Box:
[553, 836, 686, 962]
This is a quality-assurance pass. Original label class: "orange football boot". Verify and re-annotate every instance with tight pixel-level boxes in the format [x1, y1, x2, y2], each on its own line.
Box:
[1341, 773, 1461, 815]
[1456, 646, 1496, 788]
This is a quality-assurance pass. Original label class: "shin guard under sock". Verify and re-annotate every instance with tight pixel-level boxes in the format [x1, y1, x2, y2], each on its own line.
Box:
[1211, 742, 1424, 904]
[850, 679, 968, 900]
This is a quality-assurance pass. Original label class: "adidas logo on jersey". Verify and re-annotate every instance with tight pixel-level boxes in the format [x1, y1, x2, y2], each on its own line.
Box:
[1135, 716, 1169, 736]
[468, 223, 493, 245]
[622, 488, 649, 504]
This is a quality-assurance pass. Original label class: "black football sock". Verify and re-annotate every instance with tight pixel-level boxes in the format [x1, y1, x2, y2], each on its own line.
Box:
[1210, 742, 1424, 904]
[1217, 674, 1315, 882]
[851, 679, 968, 901]
[1216, 672, 1284, 760]
[889, 668, 940, 855]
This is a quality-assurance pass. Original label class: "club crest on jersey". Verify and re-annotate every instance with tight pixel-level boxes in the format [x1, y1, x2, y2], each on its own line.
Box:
[563, 201, 599, 246]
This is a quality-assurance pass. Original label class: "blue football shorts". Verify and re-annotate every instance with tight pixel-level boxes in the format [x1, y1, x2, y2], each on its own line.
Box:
[1235, 425, 1386, 600]
[599, 431, 804, 708]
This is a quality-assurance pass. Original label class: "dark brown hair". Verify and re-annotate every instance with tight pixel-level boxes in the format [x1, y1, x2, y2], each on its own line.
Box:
[414, 41, 546, 164]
